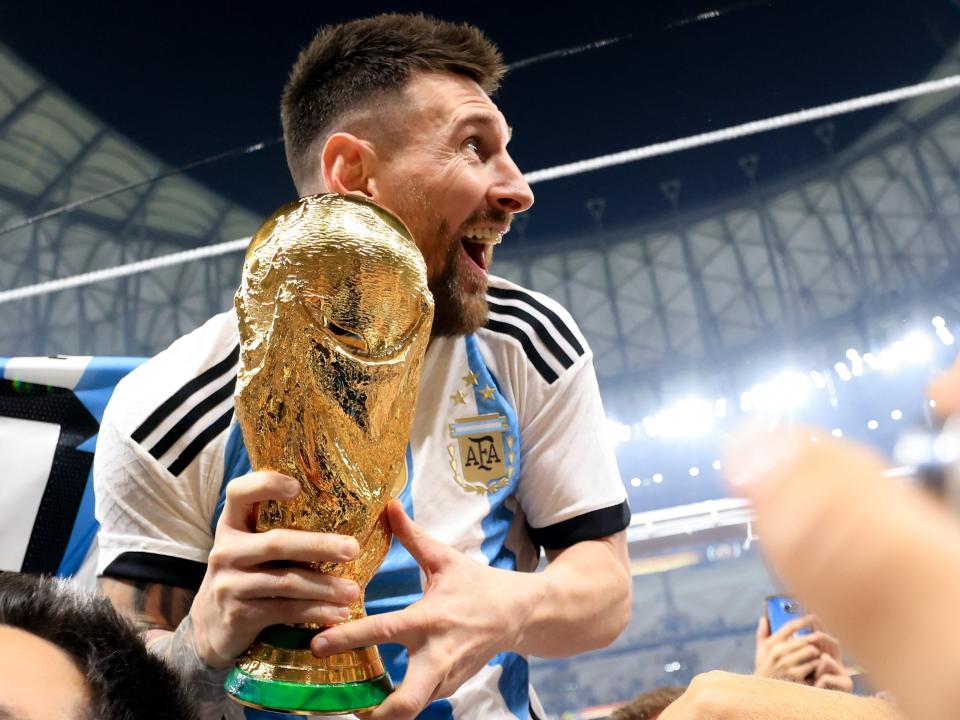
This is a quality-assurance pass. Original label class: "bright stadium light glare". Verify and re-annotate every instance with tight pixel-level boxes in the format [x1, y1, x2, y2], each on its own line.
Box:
[834, 361, 852, 382]
[867, 419, 879, 430]
[605, 419, 632, 444]
[902, 331, 934, 364]
[832, 428, 843, 438]
[937, 327, 955, 346]
[845, 348, 861, 362]
[850, 356, 864, 377]
[933, 316, 946, 328]
[689, 466, 700, 477]
[642, 416, 659, 438]
[712, 459, 722, 471]
[652, 473, 664, 484]
[630, 476, 642, 487]
[862, 352, 879, 370]
[714, 397, 728, 419]
[656, 397, 714, 438]
[740, 390, 753, 413]
[809, 370, 827, 389]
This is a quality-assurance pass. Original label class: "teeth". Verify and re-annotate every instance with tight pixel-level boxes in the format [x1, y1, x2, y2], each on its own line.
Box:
[462, 228, 503, 245]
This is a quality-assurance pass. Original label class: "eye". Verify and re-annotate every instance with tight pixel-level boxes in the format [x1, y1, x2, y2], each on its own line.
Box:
[462, 137, 482, 157]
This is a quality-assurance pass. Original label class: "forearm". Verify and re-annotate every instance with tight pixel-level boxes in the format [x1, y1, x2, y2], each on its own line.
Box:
[144, 616, 238, 720]
[514, 533, 631, 657]
[674, 672, 901, 720]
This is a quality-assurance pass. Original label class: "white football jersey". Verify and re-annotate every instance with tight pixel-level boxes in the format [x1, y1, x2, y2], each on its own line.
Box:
[95, 275, 629, 720]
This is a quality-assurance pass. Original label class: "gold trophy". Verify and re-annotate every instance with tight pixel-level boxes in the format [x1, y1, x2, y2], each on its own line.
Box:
[224, 194, 433, 714]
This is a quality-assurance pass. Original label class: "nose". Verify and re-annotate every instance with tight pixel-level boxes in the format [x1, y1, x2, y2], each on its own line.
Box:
[489, 153, 534, 214]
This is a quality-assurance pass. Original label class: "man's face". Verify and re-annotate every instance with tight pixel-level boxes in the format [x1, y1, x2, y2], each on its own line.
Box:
[370, 71, 534, 336]
[0, 625, 90, 720]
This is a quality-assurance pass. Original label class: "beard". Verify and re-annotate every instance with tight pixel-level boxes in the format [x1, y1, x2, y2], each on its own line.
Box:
[392, 187, 506, 337]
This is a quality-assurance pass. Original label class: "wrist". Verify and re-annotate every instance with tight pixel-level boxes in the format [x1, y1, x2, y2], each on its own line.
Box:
[508, 568, 549, 655]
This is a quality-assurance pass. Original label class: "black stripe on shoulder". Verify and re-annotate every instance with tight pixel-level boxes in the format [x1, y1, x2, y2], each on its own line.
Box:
[147, 373, 236, 460]
[167, 407, 234, 476]
[131, 343, 239, 443]
[485, 318, 559, 384]
[101, 551, 207, 592]
[487, 286, 585, 357]
[527, 501, 631, 550]
[529, 702, 544, 720]
[487, 300, 575, 371]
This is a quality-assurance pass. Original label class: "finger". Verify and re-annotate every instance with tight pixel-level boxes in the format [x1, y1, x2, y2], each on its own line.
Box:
[368, 655, 444, 720]
[222, 528, 359, 568]
[815, 653, 845, 678]
[220, 471, 300, 530]
[771, 614, 817, 642]
[811, 631, 843, 660]
[245, 597, 356, 628]
[815, 673, 852, 691]
[769, 633, 818, 663]
[229, 567, 360, 604]
[311, 609, 415, 657]
[787, 658, 820, 682]
[756, 616, 769, 641]
[778, 642, 820, 670]
[387, 501, 446, 569]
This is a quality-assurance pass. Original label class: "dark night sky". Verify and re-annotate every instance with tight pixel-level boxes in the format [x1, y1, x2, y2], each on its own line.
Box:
[2, 0, 958, 244]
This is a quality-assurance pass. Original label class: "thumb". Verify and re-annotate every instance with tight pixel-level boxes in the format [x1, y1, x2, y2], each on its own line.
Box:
[386, 500, 445, 568]
[757, 616, 769, 641]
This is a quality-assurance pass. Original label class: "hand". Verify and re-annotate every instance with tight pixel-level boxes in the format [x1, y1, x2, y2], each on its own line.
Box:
[814, 652, 854, 692]
[754, 614, 821, 683]
[309, 500, 541, 720]
[189, 471, 361, 668]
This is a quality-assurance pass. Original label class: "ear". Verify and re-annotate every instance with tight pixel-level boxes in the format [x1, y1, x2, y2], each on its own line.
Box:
[320, 132, 378, 197]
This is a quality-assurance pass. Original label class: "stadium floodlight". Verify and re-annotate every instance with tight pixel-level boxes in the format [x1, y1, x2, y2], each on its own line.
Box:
[630, 476, 642, 487]
[712, 459, 722, 470]
[832, 428, 843, 438]
[862, 352, 879, 370]
[933, 316, 946, 328]
[740, 390, 753, 413]
[809, 370, 827, 389]
[937, 327, 955, 346]
[656, 397, 715, 438]
[689, 466, 700, 477]
[834, 361, 853, 382]
[867, 419, 879, 430]
[891, 409, 903, 421]
[605, 419, 632, 444]
[652, 473, 664, 484]
[845, 348, 861, 362]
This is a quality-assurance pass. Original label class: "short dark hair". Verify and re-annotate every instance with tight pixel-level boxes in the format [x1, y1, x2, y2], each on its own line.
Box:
[0, 573, 196, 720]
[281, 13, 505, 189]
[610, 686, 686, 720]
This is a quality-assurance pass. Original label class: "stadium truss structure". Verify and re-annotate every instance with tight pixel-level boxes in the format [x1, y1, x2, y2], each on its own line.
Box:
[3, 42, 960, 421]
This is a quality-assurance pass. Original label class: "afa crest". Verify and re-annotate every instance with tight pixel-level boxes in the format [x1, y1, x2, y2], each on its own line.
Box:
[447, 413, 514, 495]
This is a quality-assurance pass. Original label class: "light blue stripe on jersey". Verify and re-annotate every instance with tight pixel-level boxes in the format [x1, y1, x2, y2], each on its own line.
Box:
[464, 335, 527, 719]
[60, 356, 145, 576]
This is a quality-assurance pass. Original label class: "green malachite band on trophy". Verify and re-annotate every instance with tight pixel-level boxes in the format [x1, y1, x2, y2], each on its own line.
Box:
[224, 667, 394, 714]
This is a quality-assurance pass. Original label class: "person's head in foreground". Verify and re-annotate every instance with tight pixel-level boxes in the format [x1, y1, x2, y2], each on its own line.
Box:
[281, 12, 534, 337]
[0, 572, 196, 720]
[609, 686, 686, 720]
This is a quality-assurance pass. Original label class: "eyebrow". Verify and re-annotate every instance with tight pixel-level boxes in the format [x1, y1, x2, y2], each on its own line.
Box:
[454, 112, 513, 142]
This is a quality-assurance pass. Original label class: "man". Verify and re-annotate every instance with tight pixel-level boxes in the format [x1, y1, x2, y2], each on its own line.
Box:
[0, 572, 197, 720]
[94, 13, 632, 720]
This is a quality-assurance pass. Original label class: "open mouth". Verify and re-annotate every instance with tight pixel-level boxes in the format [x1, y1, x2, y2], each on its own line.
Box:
[460, 229, 503, 274]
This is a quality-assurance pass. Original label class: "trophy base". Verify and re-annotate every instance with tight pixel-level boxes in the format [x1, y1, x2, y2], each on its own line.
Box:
[225, 625, 394, 715]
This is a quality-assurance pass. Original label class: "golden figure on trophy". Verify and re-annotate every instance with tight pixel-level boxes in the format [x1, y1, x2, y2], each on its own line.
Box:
[224, 194, 434, 714]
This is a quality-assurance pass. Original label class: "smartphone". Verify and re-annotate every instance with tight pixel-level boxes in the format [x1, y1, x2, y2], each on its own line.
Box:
[766, 594, 812, 636]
